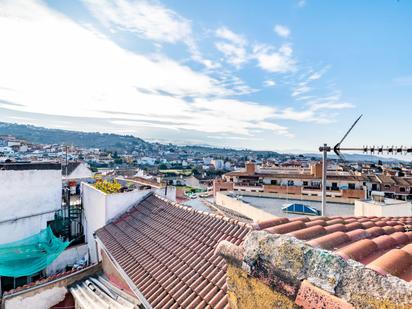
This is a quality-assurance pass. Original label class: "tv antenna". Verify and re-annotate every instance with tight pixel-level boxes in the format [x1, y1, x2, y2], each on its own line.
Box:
[319, 114, 412, 216]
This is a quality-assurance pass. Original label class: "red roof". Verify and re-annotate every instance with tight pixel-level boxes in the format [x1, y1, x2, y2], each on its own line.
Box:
[257, 215, 412, 282]
[96, 194, 250, 309]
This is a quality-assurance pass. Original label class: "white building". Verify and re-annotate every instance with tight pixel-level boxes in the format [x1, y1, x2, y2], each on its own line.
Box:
[137, 156, 156, 165]
[212, 159, 224, 170]
[355, 193, 412, 217]
[82, 182, 176, 263]
[0, 162, 62, 244]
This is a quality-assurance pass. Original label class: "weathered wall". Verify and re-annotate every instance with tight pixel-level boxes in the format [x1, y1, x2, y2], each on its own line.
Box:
[0, 169, 61, 244]
[4, 286, 67, 309]
[101, 249, 134, 295]
[46, 244, 88, 275]
[226, 264, 295, 309]
[2, 264, 100, 309]
[215, 192, 275, 222]
[217, 231, 412, 309]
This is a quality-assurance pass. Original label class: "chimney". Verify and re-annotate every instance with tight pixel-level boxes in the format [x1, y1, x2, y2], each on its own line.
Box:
[311, 162, 323, 178]
[245, 162, 256, 175]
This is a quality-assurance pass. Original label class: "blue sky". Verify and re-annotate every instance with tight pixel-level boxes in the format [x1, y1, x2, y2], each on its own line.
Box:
[0, 0, 411, 152]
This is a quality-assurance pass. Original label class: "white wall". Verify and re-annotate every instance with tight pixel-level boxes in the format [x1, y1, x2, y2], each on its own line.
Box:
[46, 244, 88, 276]
[82, 183, 151, 263]
[4, 286, 67, 309]
[355, 199, 412, 217]
[105, 190, 152, 222]
[82, 183, 107, 264]
[215, 192, 275, 222]
[0, 169, 61, 244]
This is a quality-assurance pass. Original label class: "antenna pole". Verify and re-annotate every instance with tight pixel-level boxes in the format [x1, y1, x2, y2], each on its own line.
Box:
[319, 144, 331, 216]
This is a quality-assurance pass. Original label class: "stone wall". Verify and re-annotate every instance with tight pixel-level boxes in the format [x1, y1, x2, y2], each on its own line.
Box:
[216, 231, 412, 308]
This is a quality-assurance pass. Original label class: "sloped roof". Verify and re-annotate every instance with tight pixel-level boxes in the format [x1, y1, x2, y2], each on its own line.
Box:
[70, 275, 142, 308]
[256, 215, 412, 282]
[96, 194, 251, 308]
[62, 162, 81, 176]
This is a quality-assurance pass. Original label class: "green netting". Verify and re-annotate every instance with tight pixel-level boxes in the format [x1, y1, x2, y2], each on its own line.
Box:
[0, 227, 70, 277]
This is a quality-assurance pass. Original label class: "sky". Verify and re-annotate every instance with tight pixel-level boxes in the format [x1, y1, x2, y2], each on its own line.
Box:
[0, 0, 411, 153]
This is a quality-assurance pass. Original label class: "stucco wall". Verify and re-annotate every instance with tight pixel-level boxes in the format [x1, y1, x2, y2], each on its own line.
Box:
[4, 286, 67, 309]
[46, 244, 88, 276]
[0, 169, 61, 244]
[82, 183, 107, 263]
[215, 192, 275, 222]
[82, 183, 151, 263]
[105, 190, 150, 222]
[354, 200, 412, 217]
[2, 264, 100, 309]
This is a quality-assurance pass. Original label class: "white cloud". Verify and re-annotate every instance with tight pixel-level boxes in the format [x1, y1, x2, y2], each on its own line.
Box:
[215, 26, 248, 68]
[292, 84, 311, 97]
[297, 0, 306, 7]
[264, 80, 276, 87]
[0, 0, 293, 138]
[84, 0, 191, 43]
[83, 0, 217, 68]
[308, 66, 330, 80]
[309, 102, 354, 111]
[253, 44, 296, 73]
[216, 27, 246, 46]
[215, 42, 248, 68]
[274, 24, 291, 38]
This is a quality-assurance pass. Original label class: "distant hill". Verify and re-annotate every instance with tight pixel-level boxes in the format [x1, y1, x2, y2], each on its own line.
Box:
[0, 122, 151, 153]
[0, 122, 281, 157]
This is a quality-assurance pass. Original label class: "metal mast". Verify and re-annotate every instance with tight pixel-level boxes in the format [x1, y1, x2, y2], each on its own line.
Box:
[319, 114, 411, 216]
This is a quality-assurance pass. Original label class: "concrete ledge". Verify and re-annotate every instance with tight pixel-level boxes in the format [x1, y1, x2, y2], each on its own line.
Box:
[216, 231, 412, 308]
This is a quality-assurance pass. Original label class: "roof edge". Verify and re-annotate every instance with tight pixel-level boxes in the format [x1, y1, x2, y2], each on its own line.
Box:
[153, 194, 253, 230]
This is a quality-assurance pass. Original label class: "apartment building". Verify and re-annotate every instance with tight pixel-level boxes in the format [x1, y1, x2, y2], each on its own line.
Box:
[213, 161, 412, 203]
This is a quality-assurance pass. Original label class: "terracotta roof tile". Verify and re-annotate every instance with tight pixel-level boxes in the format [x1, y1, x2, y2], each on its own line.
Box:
[262, 214, 412, 282]
[96, 194, 251, 308]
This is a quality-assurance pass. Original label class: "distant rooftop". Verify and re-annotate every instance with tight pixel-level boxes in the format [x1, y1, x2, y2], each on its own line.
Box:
[0, 161, 61, 171]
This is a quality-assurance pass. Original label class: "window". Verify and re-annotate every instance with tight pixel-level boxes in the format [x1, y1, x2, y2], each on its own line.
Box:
[400, 187, 406, 193]
[303, 181, 308, 186]
[287, 180, 294, 186]
[332, 182, 338, 189]
[372, 183, 378, 191]
[270, 180, 277, 185]
[348, 183, 356, 190]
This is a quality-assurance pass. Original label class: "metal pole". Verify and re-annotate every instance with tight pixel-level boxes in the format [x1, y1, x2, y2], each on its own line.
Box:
[321, 144, 327, 216]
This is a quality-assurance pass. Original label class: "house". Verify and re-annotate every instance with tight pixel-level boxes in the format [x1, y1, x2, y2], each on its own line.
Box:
[62, 162, 93, 195]
[1, 191, 411, 308]
[86, 193, 250, 308]
[0, 162, 87, 295]
[62, 161, 93, 181]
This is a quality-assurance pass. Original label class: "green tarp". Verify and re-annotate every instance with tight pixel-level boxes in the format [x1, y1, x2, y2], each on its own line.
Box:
[0, 227, 70, 277]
